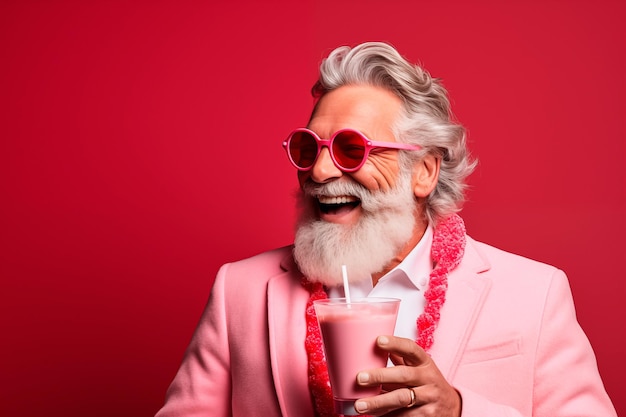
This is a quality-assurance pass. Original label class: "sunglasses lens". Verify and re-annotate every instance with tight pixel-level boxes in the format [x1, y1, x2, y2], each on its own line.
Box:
[332, 131, 366, 169]
[289, 131, 319, 169]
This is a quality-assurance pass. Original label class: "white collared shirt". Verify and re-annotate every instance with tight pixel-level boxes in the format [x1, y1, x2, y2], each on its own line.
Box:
[328, 226, 434, 340]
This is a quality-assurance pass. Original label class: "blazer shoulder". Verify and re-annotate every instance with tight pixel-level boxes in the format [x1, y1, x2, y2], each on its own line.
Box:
[216, 245, 298, 289]
[465, 236, 564, 283]
[467, 236, 558, 272]
[225, 245, 294, 270]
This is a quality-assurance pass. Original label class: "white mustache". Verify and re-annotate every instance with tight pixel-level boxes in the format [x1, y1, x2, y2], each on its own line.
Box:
[301, 178, 369, 200]
[301, 173, 413, 214]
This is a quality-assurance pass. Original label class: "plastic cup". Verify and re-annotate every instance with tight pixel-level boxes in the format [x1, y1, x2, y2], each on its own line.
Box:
[313, 297, 400, 415]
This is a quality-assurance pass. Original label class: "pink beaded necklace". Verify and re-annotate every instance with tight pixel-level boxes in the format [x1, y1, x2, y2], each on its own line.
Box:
[301, 214, 466, 417]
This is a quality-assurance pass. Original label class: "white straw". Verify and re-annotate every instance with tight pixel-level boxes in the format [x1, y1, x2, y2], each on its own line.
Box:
[341, 264, 351, 305]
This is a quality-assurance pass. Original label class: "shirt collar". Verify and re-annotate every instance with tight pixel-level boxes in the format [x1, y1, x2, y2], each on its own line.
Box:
[327, 225, 435, 298]
[378, 225, 434, 289]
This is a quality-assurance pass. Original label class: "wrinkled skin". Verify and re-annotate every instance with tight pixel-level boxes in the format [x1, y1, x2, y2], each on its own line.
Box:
[354, 336, 461, 417]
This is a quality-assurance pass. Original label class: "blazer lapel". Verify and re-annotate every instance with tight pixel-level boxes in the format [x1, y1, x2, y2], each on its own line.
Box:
[267, 252, 315, 417]
[428, 237, 492, 380]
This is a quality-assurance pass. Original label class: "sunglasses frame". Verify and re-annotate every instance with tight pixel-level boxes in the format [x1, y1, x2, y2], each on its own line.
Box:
[282, 128, 422, 172]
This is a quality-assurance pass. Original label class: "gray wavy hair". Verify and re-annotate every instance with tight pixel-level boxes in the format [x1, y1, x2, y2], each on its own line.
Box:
[311, 42, 477, 225]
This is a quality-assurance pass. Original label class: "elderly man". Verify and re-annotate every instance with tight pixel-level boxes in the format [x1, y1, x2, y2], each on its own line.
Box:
[155, 42, 616, 417]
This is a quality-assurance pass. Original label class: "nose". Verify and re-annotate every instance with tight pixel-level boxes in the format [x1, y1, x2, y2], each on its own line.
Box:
[309, 147, 342, 183]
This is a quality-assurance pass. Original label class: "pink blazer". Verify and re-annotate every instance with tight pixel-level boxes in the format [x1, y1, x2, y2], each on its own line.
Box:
[155, 237, 616, 417]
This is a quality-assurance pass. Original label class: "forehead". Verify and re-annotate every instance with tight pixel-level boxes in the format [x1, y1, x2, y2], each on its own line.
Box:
[308, 85, 403, 139]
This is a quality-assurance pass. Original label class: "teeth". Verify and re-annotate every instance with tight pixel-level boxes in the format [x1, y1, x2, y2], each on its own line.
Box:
[318, 195, 358, 205]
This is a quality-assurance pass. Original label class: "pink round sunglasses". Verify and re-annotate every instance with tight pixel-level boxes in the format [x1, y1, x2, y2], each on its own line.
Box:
[283, 128, 421, 172]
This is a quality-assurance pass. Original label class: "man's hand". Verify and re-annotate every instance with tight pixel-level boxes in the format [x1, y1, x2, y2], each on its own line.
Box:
[354, 335, 462, 417]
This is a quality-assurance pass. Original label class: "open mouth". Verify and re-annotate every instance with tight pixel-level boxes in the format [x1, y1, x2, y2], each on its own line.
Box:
[317, 195, 361, 215]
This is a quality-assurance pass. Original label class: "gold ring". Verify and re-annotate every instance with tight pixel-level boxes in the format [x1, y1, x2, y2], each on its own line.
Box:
[406, 387, 418, 408]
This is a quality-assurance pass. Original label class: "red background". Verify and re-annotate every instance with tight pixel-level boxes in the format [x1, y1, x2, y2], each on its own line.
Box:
[1, 1, 624, 416]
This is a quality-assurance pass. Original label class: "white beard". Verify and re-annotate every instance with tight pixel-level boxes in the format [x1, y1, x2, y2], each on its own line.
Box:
[293, 171, 417, 287]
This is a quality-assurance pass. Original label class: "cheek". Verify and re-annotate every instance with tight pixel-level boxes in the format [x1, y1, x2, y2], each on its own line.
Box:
[354, 160, 401, 191]
[349, 171, 385, 191]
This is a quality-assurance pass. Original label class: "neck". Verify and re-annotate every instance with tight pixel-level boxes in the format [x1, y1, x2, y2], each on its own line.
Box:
[371, 218, 427, 286]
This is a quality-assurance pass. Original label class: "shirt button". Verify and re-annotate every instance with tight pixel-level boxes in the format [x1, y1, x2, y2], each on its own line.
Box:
[419, 277, 428, 287]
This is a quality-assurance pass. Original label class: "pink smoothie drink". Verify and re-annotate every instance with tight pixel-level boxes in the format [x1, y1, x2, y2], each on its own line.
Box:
[314, 298, 400, 415]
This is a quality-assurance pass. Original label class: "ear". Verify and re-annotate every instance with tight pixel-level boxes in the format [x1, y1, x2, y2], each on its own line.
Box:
[412, 154, 441, 198]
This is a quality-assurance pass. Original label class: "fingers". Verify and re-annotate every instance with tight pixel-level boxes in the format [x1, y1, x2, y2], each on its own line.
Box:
[358, 361, 417, 386]
[357, 336, 435, 388]
[354, 387, 429, 416]
[357, 361, 447, 403]
[354, 335, 461, 416]
[355, 384, 460, 417]
[376, 335, 431, 367]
